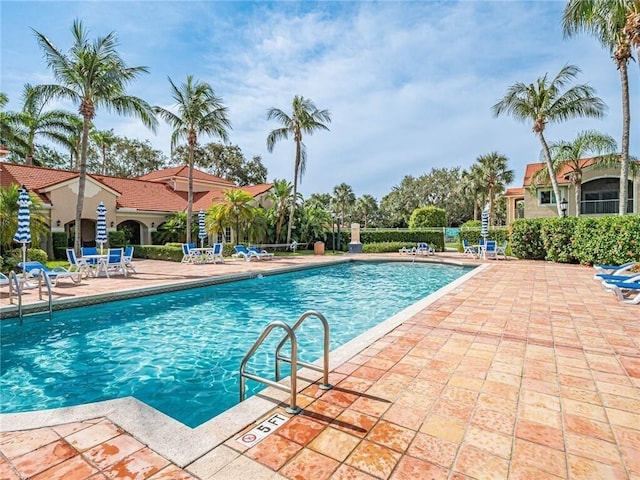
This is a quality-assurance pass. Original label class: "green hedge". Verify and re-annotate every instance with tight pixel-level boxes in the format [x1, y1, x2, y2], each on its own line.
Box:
[133, 245, 183, 262]
[509, 215, 640, 265]
[359, 229, 445, 252]
[52, 231, 68, 260]
[509, 219, 546, 260]
[108, 230, 126, 248]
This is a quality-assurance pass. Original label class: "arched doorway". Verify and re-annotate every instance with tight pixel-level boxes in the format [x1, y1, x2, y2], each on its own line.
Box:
[65, 219, 97, 247]
[117, 220, 142, 245]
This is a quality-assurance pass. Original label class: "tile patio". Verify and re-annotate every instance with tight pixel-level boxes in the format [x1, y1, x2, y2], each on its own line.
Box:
[1, 254, 638, 479]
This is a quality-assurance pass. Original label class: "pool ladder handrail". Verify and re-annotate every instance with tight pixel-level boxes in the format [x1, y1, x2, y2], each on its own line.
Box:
[9, 270, 53, 323]
[239, 311, 332, 414]
[239, 321, 301, 414]
[275, 310, 332, 392]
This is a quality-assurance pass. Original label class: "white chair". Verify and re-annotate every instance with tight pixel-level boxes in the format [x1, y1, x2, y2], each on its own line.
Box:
[123, 246, 136, 273]
[106, 248, 126, 277]
[181, 243, 198, 263]
[66, 248, 91, 278]
[248, 246, 274, 260]
[206, 243, 225, 264]
[495, 241, 508, 260]
[462, 239, 479, 258]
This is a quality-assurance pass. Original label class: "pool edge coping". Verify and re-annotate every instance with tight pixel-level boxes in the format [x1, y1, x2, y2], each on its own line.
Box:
[0, 257, 489, 468]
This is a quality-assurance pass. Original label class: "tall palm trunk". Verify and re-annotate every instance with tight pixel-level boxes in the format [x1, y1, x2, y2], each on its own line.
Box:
[473, 193, 479, 221]
[186, 138, 195, 244]
[537, 131, 563, 217]
[618, 62, 631, 215]
[488, 186, 494, 227]
[286, 142, 301, 244]
[74, 115, 91, 252]
[574, 179, 582, 216]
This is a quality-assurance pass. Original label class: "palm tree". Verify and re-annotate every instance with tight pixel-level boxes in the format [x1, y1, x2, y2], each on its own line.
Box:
[207, 189, 256, 244]
[266, 95, 331, 244]
[461, 164, 486, 221]
[0, 184, 48, 252]
[34, 20, 157, 252]
[8, 84, 78, 165]
[476, 152, 514, 226]
[563, 1, 635, 215]
[90, 128, 116, 174]
[492, 65, 606, 217]
[531, 130, 619, 216]
[155, 76, 230, 244]
[267, 179, 294, 243]
[355, 194, 378, 228]
[332, 183, 356, 226]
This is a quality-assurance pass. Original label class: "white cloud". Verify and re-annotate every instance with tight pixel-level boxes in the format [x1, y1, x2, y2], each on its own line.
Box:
[2, 1, 637, 199]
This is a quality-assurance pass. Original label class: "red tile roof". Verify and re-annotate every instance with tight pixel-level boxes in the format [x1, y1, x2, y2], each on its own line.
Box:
[137, 165, 234, 186]
[505, 187, 525, 197]
[1, 162, 271, 213]
[522, 158, 607, 187]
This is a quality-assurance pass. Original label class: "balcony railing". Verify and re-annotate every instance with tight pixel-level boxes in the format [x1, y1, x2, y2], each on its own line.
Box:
[580, 199, 633, 215]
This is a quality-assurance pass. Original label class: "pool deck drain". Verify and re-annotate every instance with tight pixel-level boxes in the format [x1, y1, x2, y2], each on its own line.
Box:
[1, 254, 639, 479]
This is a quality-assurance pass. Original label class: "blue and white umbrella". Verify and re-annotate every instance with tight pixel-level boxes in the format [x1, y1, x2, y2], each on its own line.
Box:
[96, 201, 107, 254]
[198, 209, 207, 247]
[481, 209, 489, 240]
[13, 185, 32, 266]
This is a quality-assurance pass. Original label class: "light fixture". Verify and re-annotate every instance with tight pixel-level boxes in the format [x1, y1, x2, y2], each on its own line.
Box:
[110, 221, 115, 228]
[560, 198, 568, 218]
[56, 220, 61, 227]
[151, 222, 155, 228]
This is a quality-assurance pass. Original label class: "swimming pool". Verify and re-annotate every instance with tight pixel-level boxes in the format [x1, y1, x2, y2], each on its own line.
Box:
[1, 261, 471, 427]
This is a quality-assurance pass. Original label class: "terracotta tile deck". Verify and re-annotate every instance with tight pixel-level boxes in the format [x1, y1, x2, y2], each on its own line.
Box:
[1, 255, 639, 479]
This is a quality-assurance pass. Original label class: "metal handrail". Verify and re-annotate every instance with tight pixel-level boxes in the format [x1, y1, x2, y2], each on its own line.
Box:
[9, 270, 52, 323]
[239, 321, 301, 414]
[275, 311, 332, 391]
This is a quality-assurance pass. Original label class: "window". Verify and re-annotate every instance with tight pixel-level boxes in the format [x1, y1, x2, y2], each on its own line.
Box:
[539, 190, 557, 205]
[224, 226, 232, 243]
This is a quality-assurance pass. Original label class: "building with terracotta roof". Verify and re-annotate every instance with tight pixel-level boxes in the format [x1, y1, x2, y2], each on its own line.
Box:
[504, 159, 639, 224]
[0, 162, 273, 251]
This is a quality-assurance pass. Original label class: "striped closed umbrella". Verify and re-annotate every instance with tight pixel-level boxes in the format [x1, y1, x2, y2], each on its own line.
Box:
[13, 185, 32, 266]
[198, 209, 207, 248]
[481, 210, 489, 240]
[96, 202, 107, 254]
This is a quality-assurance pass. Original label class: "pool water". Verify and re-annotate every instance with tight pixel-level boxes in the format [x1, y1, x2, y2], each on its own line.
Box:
[1, 261, 470, 427]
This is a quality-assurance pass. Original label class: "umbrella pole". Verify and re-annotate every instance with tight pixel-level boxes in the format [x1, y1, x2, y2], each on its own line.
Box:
[22, 244, 27, 269]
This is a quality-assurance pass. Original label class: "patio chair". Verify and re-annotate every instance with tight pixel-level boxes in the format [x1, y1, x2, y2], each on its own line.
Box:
[462, 239, 479, 258]
[106, 248, 126, 277]
[181, 243, 198, 263]
[602, 278, 640, 305]
[232, 245, 261, 261]
[66, 248, 91, 278]
[248, 246, 274, 260]
[18, 261, 81, 287]
[206, 243, 225, 264]
[484, 240, 498, 260]
[0, 272, 9, 287]
[123, 246, 137, 274]
[81, 246, 100, 267]
[416, 243, 435, 255]
[495, 241, 508, 260]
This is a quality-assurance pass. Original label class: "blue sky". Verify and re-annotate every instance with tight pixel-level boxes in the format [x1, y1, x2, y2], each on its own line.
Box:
[1, 1, 638, 200]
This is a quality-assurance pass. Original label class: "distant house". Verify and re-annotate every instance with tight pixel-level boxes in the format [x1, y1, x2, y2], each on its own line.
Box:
[505, 159, 639, 225]
[0, 162, 272, 251]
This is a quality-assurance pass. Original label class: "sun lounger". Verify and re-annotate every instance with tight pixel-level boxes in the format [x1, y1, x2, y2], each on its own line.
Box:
[18, 261, 81, 287]
[593, 261, 638, 277]
[602, 278, 640, 305]
[248, 246, 274, 260]
[232, 245, 261, 261]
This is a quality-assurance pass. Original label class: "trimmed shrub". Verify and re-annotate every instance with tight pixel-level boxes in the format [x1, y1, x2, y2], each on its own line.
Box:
[359, 229, 445, 252]
[409, 206, 447, 228]
[573, 215, 640, 265]
[362, 242, 416, 254]
[52, 231, 68, 260]
[134, 245, 183, 262]
[108, 230, 126, 248]
[509, 219, 546, 260]
[540, 217, 578, 263]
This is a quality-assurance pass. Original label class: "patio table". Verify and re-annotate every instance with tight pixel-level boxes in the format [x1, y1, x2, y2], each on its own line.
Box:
[189, 247, 215, 264]
[80, 254, 109, 277]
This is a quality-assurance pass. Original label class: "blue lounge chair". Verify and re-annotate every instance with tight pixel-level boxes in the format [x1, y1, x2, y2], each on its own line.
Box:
[123, 246, 136, 273]
[416, 243, 435, 255]
[18, 261, 81, 286]
[593, 261, 638, 277]
[602, 278, 640, 305]
[232, 245, 261, 261]
[248, 246, 274, 260]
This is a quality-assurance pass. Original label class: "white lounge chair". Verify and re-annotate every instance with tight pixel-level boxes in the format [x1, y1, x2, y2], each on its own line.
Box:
[248, 246, 274, 260]
[462, 239, 479, 258]
[602, 278, 640, 305]
[232, 245, 261, 261]
[593, 262, 638, 279]
[416, 242, 435, 255]
[18, 261, 81, 287]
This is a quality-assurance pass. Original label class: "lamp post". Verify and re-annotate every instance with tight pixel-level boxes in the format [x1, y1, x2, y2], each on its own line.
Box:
[560, 198, 568, 218]
[337, 213, 341, 252]
[330, 211, 336, 253]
